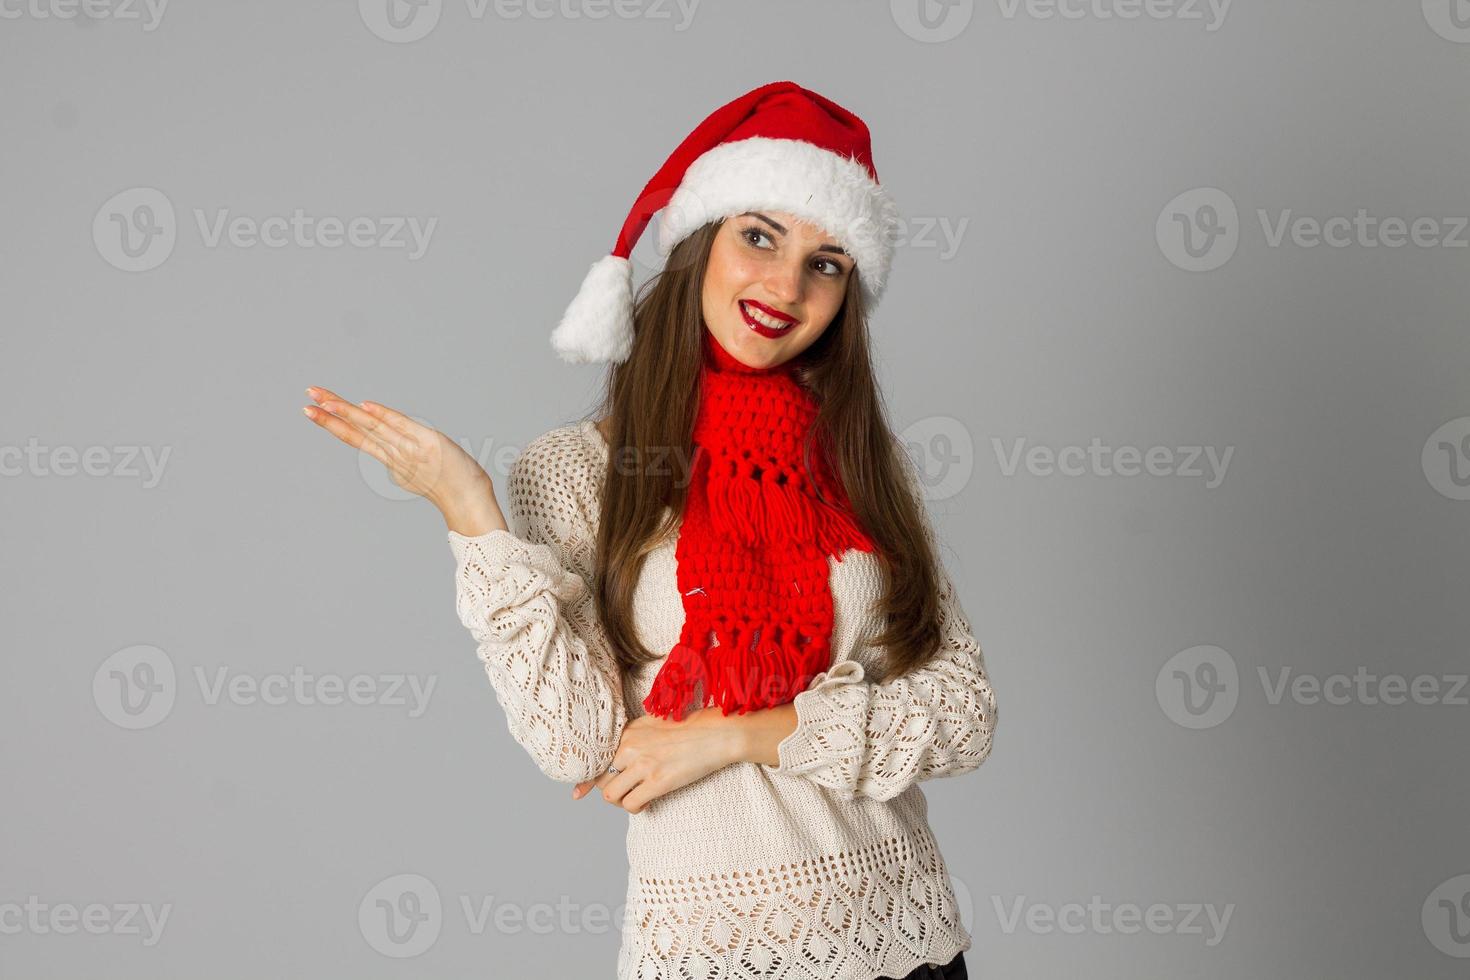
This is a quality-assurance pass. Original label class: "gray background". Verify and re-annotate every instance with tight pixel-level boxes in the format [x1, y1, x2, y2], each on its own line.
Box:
[3, 0, 1469, 976]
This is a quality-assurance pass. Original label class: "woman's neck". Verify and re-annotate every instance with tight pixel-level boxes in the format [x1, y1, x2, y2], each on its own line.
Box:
[702, 329, 790, 376]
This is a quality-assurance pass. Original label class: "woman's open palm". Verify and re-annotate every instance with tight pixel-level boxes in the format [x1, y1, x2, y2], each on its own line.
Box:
[302, 386, 493, 514]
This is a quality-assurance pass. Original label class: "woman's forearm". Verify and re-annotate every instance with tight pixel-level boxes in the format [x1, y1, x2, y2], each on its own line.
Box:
[728, 702, 798, 767]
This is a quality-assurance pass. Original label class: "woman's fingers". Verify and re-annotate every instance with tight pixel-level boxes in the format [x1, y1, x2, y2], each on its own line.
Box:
[358, 400, 423, 440]
[573, 764, 626, 802]
[575, 771, 613, 800]
[305, 388, 413, 462]
[305, 399, 391, 456]
[304, 402, 392, 468]
[306, 386, 349, 408]
[599, 769, 635, 806]
[619, 783, 655, 815]
[317, 398, 412, 456]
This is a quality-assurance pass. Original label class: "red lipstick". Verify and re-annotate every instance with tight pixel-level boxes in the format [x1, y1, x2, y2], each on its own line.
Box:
[739, 299, 799, 338]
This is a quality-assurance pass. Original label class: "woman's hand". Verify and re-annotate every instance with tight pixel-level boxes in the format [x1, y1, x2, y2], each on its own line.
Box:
[302, 386, 503, 535]
[571, 707, 749, 814]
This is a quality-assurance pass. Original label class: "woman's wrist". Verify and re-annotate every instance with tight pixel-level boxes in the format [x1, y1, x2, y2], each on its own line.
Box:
[726, 702, 798, 767]
[437, 481, 507, 537]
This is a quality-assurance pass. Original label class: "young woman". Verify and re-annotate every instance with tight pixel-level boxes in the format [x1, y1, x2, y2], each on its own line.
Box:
[304, 81, 996, 980]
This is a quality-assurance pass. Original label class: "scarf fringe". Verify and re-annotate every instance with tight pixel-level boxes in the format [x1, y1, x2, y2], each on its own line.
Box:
[706, 466, 819, 546]
[814, 501, 875, 559]
[642, 621, 836, 720]
[641, 637, 709, 723]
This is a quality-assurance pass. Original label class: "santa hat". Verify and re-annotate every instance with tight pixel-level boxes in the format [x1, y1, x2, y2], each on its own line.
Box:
[549, 80, 901, 365]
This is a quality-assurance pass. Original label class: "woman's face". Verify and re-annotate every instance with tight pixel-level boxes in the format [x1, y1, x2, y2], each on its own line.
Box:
[700, 211, 854, 370]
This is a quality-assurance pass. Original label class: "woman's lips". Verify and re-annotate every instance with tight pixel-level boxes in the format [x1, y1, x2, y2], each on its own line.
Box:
[739, 299, 798, 338]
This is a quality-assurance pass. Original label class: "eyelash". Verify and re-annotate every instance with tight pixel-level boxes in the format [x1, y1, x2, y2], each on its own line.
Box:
[740, 226, 846, 277]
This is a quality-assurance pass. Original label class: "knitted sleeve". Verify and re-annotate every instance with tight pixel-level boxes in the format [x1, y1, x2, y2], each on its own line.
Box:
[447, 430, 627, 784]
[758, 459, 998, 802]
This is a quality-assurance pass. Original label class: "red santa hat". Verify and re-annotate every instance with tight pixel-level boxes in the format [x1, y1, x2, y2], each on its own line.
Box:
[549, 80, 901, 365]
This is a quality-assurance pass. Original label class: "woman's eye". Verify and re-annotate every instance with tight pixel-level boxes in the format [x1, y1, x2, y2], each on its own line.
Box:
[813, 258, 843, 277]
[741, 227, 774, 249]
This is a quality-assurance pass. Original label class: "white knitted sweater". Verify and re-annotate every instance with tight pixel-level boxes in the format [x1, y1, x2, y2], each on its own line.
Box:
[447, 419, 997, 980]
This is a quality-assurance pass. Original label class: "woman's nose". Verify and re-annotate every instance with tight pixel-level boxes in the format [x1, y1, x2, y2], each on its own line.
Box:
[764, 265, 802, 304]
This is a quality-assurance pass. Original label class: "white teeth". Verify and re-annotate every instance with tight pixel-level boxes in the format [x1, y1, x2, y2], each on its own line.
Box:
[742, 301, 793, 330]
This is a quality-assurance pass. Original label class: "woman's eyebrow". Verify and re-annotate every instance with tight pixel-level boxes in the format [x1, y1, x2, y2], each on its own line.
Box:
[739, 212, 850, 256]
[740, 211, 786, 234]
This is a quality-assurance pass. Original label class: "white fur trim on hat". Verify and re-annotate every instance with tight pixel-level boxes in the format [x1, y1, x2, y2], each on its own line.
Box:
[549, 255, 634, 365]
[655, 136, 901, 306]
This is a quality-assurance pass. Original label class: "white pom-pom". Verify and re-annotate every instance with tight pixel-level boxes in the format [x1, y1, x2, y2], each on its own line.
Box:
[549, 255, 634, 365]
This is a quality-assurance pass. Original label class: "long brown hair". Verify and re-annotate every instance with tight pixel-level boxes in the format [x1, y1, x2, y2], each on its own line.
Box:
[585, 219, 945, 687]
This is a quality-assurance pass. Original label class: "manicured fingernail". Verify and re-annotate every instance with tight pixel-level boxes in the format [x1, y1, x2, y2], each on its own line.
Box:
[302, 406, 314, 418]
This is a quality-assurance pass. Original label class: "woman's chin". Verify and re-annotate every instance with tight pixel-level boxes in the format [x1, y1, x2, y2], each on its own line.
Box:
[721, 328, 794, 368]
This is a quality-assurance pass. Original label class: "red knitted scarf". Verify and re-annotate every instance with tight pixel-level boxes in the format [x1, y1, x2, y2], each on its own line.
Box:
[641, 331, 877, 721]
